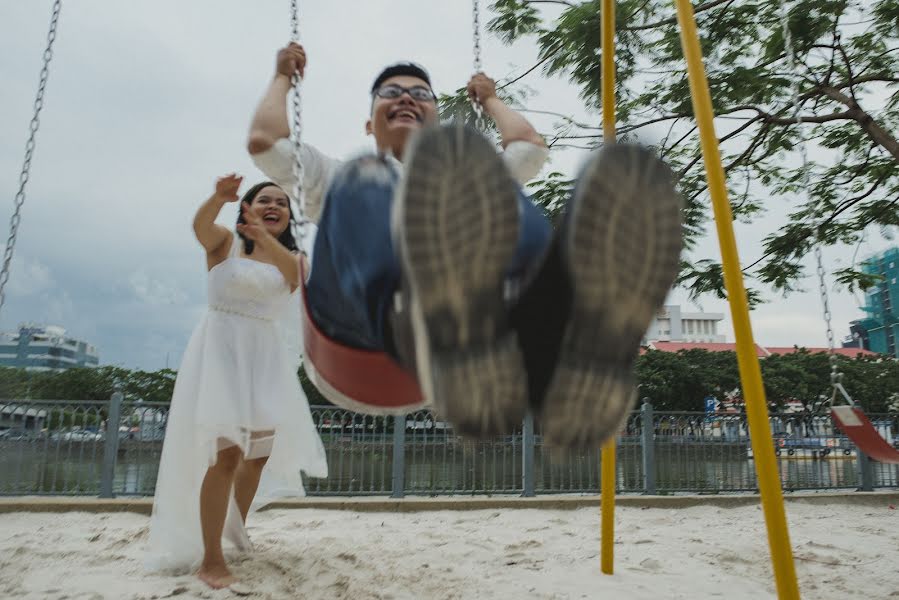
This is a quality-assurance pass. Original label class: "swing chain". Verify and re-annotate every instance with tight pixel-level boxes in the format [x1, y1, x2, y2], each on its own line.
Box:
[778, 0, 843, 393]
[470, 0, 487, 131]
[289, 0, 310, 257]
[815, 246, 842, 386]
[0, 0, 63, 317]
[472, 0, 483, 74]
[289, 0, 299, 40]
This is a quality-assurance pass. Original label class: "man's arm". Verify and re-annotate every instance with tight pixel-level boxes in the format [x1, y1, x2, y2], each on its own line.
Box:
[247, 43, 306, 155]
[246, 44, 335, 223]
[468, 73, 548, 184]
[468, 73, 546, 149]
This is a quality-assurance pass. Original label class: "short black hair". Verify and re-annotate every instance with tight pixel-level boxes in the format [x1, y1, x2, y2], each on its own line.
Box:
[371, 62, 432, 94]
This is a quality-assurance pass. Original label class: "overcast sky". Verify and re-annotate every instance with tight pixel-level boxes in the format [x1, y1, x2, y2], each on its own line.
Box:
[1, 1, 893, 370]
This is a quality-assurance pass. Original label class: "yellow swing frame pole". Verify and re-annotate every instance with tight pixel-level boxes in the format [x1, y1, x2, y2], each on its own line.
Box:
[673, 1, 800, 598]
[599, 0, 617, 577]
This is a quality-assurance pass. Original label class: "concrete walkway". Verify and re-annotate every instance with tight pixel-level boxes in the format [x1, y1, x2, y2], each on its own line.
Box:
[1, 490, 897, 515]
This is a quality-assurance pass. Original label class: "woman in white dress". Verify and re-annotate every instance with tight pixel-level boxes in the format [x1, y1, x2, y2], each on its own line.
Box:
[146, 174, 328, 590]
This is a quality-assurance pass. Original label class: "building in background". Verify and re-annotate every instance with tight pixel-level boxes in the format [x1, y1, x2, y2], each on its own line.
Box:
[644, 340, 877, 358]
[645, 305, 726, 343]
[0, 324, 99, 372]
[844, 247, 899, 358]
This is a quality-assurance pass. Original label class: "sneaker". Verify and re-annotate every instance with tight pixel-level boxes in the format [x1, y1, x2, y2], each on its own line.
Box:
[392, 123, 528, 438]
[540, 144, 683, 448]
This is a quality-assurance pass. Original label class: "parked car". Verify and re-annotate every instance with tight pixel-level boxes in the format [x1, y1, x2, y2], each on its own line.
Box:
[0, 428, 35, 441]
[49, 429, 104, 442]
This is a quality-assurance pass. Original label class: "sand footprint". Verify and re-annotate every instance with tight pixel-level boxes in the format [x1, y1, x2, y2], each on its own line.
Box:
[504, 540, 542, 552]
[637, 557, 663, 573]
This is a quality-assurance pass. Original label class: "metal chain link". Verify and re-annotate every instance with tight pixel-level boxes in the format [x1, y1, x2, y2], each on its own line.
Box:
[471, 0, 487, 130]
[289, 0, 310, 257]
[472, 0, 483, 74]
[0, 0, 63, 317]
[779, 0, 844, 395]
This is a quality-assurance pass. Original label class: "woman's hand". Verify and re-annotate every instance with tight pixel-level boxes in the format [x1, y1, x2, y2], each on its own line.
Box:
[236, 203, 276, 247]
[213, 174, 243, 203]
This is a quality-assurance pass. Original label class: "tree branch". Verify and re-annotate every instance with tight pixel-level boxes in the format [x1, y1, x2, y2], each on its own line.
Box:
[816, 170, 894, 231]
[677, 117, 766, 178]
[835, 34, 860, 105]
[618, 113, 691, 134]
[742, 171, 895, 274]
[832, 144, 876, 187]
[857, 196, 899, 230]
[523, 0, 575, 7]
[519, 108, 597, 130]
[681, 124, 772, 210]
[660, 125, 698, 159]
[801, 74, 899, 102]
[499, 52, 557, 90]
[760, 110, 855, 125]
[857, 48, 899, 79]
[819, 87, 899, 161]
[547, 141, 594, 150]
[622, 0, 732, 31]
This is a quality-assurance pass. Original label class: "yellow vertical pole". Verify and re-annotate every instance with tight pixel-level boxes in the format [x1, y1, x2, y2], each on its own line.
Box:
[600, 440, 615, 575]
[673, 2, 800, 598]
[599, 0, 616, 577]
[601, 0, 616, 142]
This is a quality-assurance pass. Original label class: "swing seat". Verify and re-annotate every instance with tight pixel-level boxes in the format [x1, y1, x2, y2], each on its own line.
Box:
[831, 406, 899, 464]
[299, 279, 427, 415]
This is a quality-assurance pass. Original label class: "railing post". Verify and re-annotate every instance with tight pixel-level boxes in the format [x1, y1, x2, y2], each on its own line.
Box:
[521, 411, 535, 497]
[99, 388, 123, 499]
[856, 449, 875, 492]
[390, 414, 406, 498]
[641, 400, 656, 495]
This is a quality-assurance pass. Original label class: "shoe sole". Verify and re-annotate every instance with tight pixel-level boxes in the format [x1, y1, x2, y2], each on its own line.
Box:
[541, 144, 683, 448]
[394, 124, 527, 438]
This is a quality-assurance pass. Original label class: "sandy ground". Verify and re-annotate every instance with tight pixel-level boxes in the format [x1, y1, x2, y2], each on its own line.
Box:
[1, 500, 897, 599]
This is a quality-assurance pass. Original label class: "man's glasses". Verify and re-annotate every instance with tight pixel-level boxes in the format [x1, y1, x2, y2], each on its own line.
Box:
[373, 84, 436, 102]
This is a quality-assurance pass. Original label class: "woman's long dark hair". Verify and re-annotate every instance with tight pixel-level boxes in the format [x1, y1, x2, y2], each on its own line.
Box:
[235, 181, 299, 255]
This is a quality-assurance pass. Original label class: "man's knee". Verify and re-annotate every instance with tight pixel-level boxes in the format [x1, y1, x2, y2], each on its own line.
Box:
[329, 155, 397, 202]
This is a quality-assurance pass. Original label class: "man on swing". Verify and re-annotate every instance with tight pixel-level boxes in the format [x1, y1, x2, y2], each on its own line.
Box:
[247, 43, 683, 448]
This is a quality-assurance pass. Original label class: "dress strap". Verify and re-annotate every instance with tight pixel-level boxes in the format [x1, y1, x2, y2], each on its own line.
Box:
[229, 231, 243, 258]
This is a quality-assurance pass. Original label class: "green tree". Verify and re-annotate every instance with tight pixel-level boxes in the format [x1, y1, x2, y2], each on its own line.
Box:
[635, 347, 899, 412]
[462, 0, 898, 300]
[760, 349, 832, 410]
[759, 349, 899, 412]
[837, 352, 899, 412]
[123, 368, 177, 403]
[635, 348, 740, 410]
[0, 367, 33, 398]
[0, 366, 173, 402]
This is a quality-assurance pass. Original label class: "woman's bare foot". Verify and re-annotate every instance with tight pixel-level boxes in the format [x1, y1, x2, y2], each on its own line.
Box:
[197, 563, 236, 589]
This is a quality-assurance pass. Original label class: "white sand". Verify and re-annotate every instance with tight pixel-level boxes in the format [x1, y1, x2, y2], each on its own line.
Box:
[1, 500, 897, 600]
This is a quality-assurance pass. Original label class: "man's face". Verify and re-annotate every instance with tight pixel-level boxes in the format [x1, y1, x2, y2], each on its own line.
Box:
[366, 75, 439, 156]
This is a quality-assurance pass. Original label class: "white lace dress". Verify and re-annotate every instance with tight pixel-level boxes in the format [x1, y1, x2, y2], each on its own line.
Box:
[146, 234, 328, 573]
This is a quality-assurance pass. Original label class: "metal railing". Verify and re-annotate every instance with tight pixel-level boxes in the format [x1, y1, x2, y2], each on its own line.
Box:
[1, 397, 897, 497]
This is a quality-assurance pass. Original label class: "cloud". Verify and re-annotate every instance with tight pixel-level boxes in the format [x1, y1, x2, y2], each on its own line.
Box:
[128, 270, 189, 307]
[6, 255, 54, 297]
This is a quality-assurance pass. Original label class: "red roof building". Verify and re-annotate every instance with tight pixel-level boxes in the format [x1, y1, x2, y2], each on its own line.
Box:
[642, 341, 880, 357]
